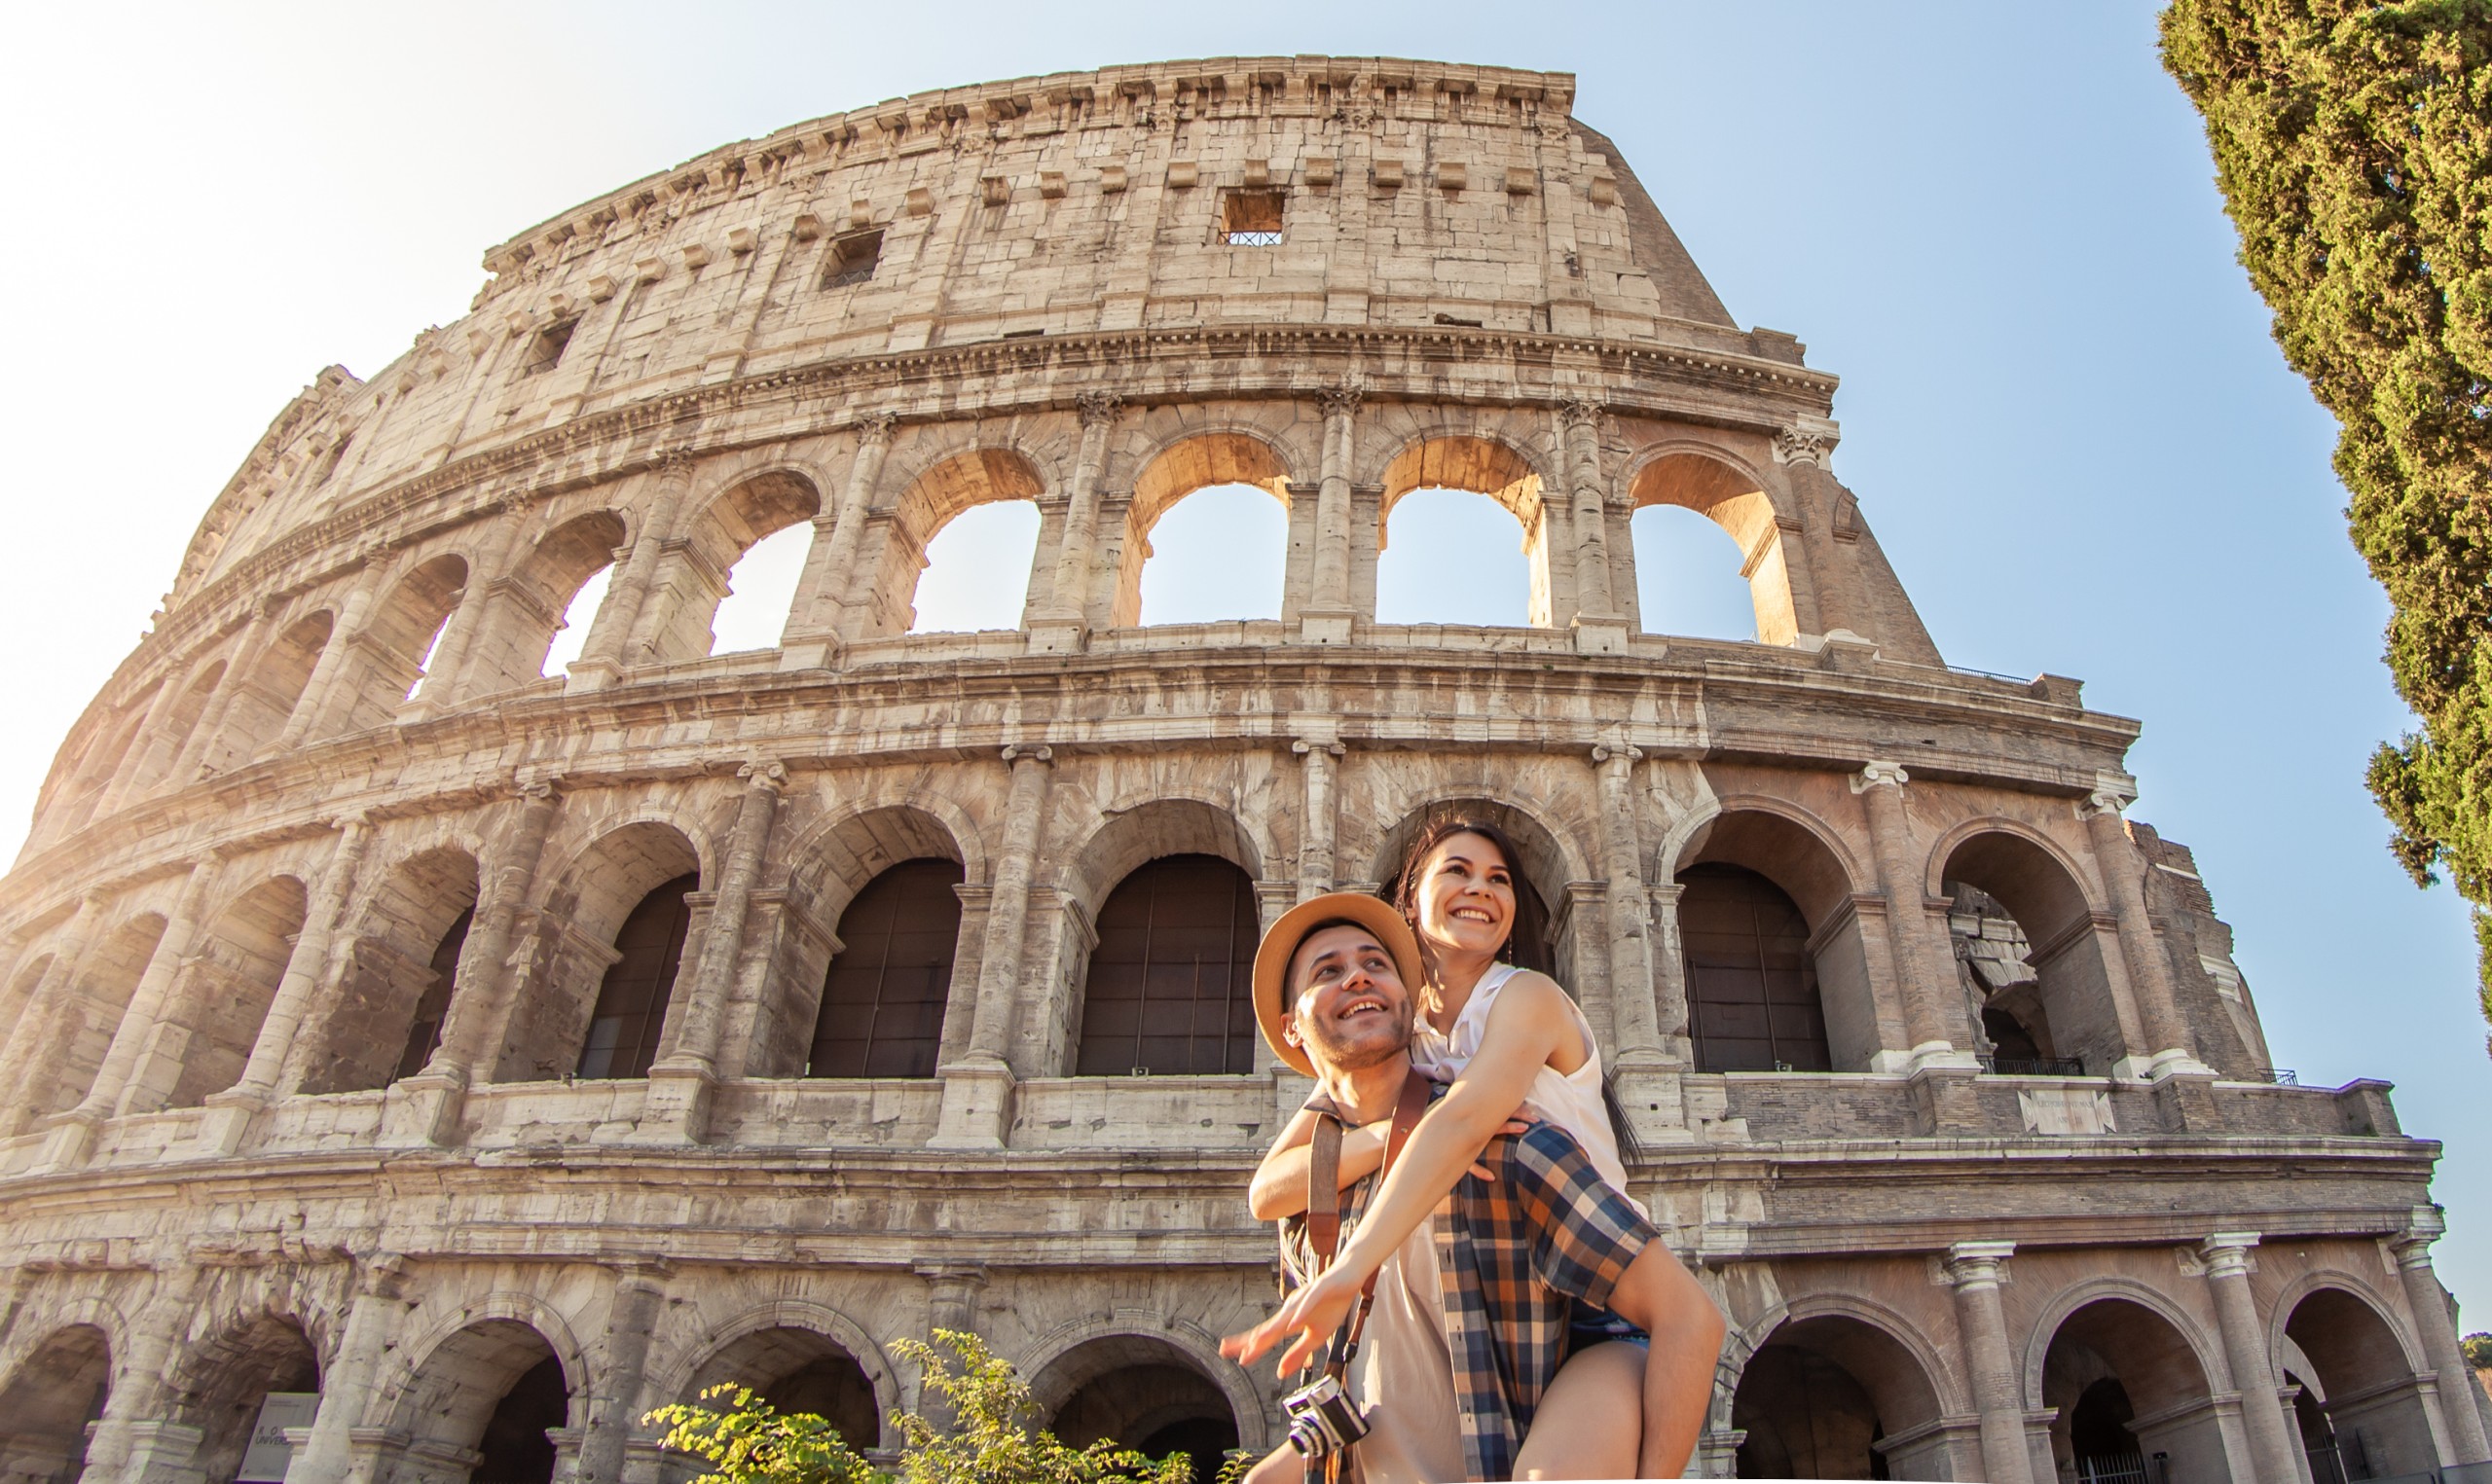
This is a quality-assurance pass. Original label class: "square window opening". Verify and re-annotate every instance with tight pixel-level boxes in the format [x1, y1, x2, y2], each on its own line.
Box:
[1222, 189, 1286, 246]
[524, 318, 579, 376]
[824, 229, 884, 288]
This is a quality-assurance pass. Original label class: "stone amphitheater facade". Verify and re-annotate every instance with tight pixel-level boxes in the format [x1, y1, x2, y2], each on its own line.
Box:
[0, 54, 2483, 1484]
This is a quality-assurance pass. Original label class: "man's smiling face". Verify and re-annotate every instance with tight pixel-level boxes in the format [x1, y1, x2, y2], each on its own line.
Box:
[1280, 922, 1414, 1071]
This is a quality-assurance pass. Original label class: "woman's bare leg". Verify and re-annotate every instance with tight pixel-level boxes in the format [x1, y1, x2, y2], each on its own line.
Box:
[1514, 1339, 1647, 1480]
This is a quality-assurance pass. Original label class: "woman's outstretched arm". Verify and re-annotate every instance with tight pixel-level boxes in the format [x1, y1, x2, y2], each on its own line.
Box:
[1226, 973, 1577, 1373]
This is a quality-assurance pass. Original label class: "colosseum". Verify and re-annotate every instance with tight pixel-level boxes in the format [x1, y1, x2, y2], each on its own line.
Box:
[0, 54, 2482, 1484]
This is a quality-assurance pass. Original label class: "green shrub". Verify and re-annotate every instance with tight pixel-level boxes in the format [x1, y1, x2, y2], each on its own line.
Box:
[647, 1329, 1249, 1484]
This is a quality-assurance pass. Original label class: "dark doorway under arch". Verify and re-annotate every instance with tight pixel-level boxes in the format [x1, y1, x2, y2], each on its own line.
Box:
[576, 872, 697, 1079]
[472, 1355, 567, 1484]
[1680, 863, 1832, 1072]
[1077, 854, 1259, 1076]
[1050, 1362, 1239, 1484]
[809, 858, 965, 1078]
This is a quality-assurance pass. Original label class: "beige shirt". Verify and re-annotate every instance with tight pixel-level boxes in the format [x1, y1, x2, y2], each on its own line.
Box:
[1340, 1213, 1465, 1484]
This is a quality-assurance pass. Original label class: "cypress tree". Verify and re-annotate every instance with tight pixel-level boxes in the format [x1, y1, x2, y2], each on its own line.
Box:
[2160, 0, 2492, 1047]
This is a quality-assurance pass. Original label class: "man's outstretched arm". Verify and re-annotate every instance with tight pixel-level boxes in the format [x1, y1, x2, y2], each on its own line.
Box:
[1602, 1243, 1726, 1478]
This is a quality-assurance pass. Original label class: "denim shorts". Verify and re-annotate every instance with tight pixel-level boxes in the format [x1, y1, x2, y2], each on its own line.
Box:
[1568, 1297, 1651, 1352]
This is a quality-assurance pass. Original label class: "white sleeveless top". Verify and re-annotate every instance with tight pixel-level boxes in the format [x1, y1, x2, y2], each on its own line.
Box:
[1408, 962, 1636, 1200]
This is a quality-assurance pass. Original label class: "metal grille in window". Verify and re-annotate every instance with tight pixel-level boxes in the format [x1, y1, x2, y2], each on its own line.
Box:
[523, 318, 578, 375]
[808, 858, 964, 1077]
[576, 872, 697, 1079]
[824, 229, 883, 288]
[1076, 853, 1259, 1075]
[1678, 863, 1833, 1073]
[1222, 189, 1285, 247]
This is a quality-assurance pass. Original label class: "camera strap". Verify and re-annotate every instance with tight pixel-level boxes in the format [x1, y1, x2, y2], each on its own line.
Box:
[1308, 1067, 1432, 1379]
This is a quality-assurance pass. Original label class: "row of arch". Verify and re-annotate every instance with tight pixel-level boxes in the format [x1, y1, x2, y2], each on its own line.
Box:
[0, 1267, 2449, 1483]
[1723, 1271, 2456, 1480]
[0, 770, 2227, 1146]
[42, 403, 1868, 850]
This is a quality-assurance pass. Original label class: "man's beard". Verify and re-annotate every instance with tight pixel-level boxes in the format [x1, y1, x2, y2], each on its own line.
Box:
[1301, 1003, 1412, 1071]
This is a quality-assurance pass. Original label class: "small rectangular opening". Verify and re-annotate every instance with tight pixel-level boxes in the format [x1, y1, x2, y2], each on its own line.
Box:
[1222, 189, 1285, 246]
[823, 228, 884, 288]
[523, 318, 578, 375]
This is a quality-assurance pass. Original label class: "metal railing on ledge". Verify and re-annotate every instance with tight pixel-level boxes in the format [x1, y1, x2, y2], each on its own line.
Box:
[1979, 1054, 2087, 1076]
[2255, 1067, 2301, 1086]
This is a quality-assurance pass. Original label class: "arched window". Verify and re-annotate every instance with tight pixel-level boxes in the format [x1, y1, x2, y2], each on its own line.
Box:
[1678, 863, 1831, 1072]
[1631, 504, 1755, 640]
[576, 873, 697, 1079]
[1375, 489, 1535, 626]
[1077, 854, 1258, 1076]
[808, 858, 965, 1077]
[710, 522, 813, 654]
[394, 906, 471, 1082]
[1133, 485, 1287, 625]
[912, 502, 1042, 633]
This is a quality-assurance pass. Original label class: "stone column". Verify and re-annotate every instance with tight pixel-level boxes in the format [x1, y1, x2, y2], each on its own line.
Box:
[1944, 1242, 2038, 1484]
[63, 853, 225, 1143]
[2393, 1210, 2492, 1463]
[642, 760, 787, 1141]
[1851, 762, 1976, 1070]
[81, 1262, 207, 1484]
[104, 671, 210, 814]
[1031, 394, 1122, 652]
[576, 1265, 669, 1484]
[911, 1263, 989, 1420]
[1592, 742, 1667, 1069]
[780, 413, 899, 668]
[2079, 782, 2207, 1075]
[933, 744, 1051, 1148]
[196, 815, 377, 1154]
[279, 558, 385, 749]
[1559, 399, 1628, 654]
[1646, 881, 1693, 1053]
[2200, 1233, 2304, 1484]
[166, 599, 281, 783]
[1293, 736, 1342, 901]
[290, 1253, 407, 1484]
[0, 891, 109, 1137]
[386, 778, 562, 1146]
[573, 451, 697, 686]
[1302, 383, 1361, 643]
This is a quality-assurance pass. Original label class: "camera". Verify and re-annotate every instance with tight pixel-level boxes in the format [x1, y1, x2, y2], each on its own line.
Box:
[1281, 1374, 1371, 1459]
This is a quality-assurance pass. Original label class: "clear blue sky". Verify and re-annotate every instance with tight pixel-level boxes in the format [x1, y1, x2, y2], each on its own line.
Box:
[2, 3, 2481, 1317]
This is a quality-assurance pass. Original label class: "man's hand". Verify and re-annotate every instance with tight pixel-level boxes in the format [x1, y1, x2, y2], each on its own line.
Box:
[1221, 1262, 1366, 1376]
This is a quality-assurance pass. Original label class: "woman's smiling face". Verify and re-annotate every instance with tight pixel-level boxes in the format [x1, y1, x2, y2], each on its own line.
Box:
[1410, 829, 1515, 958]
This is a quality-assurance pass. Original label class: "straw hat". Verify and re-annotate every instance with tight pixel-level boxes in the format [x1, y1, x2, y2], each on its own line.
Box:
[1251, 891, 1427, 1077]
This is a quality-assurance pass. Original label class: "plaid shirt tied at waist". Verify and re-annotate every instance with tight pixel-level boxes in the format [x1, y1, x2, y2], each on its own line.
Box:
[1281, 1083, 1659, 1483]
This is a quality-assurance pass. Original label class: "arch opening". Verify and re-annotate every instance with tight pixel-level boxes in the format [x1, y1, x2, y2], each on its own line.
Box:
[52, 689, 157, 833]
[29, 913, 166, 1123]
[392, 1320, 568, 1484]
[2040, 1298, 2224, 1484]
[301, 847, 480, 1096]
[140, 662, 229, 792]
[469, 511, 629, 692]
[494, 822, 701, 1085]
[1118, 433, 1295, 628]
[2282, 1285, 2439, 1480]
[683, 1327, 882, 1450]
[164, 1314, 318, 1484]
[1940, 832, 2127, 1075]
[1675, 810, 1870, 1069]
[0, 1324, 111, 1484]
[1730, 1315, 1944, 1478]
[1375, 437, 1548, 629]
[1631, 452, 1798, 646]
[641, 470, 821, 664]
[909, 500, 1042, 634]
[867, 449, 1045, 639]
[202, 611, 332, 773]
[1076, 854, 1259, 1076]
[160, 875, 310, 1110]
[0, 951, 56, 1064]
[809, 857, 964, 1078]
[337, 554, 469, 732]
[1035, 1336, 1240, 1484]
[1632, 504, 1756, 641]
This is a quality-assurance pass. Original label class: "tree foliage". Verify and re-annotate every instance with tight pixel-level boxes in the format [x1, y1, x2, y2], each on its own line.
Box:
[2159, 1, 2492, 1046]
[647, 1329, 1242, 1484]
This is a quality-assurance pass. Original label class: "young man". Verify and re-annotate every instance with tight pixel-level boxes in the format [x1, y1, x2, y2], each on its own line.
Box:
[1222, 893, 1724, 1482]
